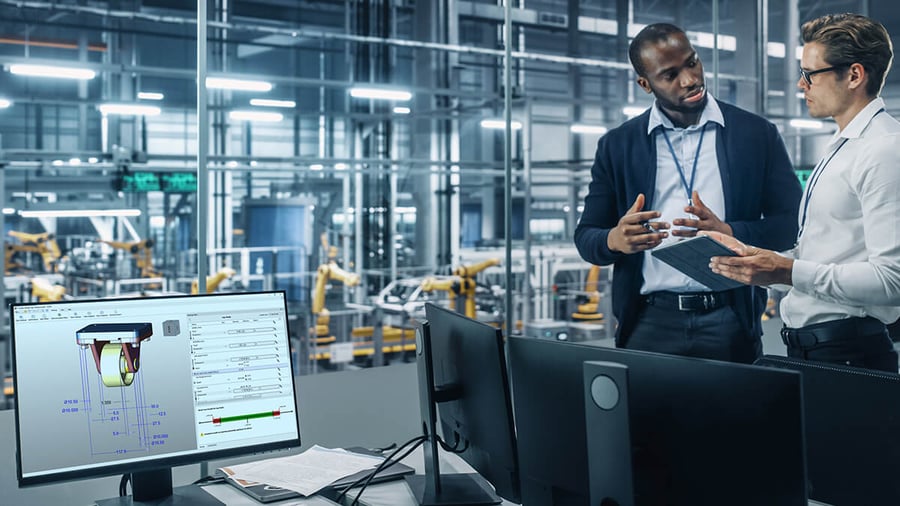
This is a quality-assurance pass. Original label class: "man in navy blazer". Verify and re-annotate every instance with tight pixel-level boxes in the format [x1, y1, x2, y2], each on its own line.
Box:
[574, 23, 802, 363]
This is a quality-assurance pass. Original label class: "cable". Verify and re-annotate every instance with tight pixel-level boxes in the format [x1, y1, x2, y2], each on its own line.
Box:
[118, 473, 129, 497]
[350, 436, 427, 506]
[333, 434, 426, 503]
[437, 432, 469, 454]
[334, 435, 425, 502]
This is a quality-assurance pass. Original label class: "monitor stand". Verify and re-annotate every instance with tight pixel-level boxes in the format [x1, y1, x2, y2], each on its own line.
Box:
[95, 468, 224, 506]
[406, 321, 501, 506]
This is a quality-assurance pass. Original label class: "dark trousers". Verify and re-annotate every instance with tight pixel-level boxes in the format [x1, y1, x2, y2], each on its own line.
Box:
[782, 317, 899, 373]
[623, 302, 761, 364]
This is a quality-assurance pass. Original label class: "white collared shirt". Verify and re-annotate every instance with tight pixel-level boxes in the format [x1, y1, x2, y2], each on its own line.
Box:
[641, 96, 727, 294]
[782, 97, 900, 328]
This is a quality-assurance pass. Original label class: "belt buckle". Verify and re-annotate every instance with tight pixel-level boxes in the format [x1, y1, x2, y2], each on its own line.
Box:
[677, 295, 693, 311]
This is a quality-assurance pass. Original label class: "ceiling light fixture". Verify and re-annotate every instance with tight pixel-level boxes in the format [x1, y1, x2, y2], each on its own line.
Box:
[249, 98, 296, 108]
[622, 106, 647, 118]
[19, 209, 142, 218]
[0, 99, 11, 108]
[137, 92, 164, 100]
[349, 87, 413, 101]
[8, 63, 96, 80]
[393, 106, 411, 114]
[570, 124, 608, 135]
[789, 119, 826, 129]
[480, 119, 523, 130]
[206, 77, 273, 92]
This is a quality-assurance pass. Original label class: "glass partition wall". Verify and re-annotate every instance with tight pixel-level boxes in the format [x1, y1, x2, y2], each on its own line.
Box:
[0, 0, 889, 389]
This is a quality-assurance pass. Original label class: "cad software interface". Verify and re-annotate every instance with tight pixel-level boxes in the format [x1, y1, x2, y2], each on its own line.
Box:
[13, 292, 299, 480]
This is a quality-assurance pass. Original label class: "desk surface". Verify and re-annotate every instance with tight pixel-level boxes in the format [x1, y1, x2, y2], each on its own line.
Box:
[0, 363, 420, 506]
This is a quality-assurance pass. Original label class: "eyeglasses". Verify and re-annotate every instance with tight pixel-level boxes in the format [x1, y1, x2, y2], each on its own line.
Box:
[799, 65, 848, 86]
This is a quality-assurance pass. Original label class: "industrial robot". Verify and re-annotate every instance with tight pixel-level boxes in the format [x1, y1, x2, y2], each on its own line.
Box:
[571, 265, 604, 322]
[311, 235, 360, 344]
[191, 267, 237, 294]
[6, 230, 62, 273]
[99, 238, 163, 279]
[420, 258, 500, 320]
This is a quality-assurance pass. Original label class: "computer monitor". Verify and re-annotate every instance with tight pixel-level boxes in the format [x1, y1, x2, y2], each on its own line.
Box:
[11, 291, 301, 505]
[405, 303, 520, 505]
[756, 355, 900, 505]
[508, 337, 808, 506]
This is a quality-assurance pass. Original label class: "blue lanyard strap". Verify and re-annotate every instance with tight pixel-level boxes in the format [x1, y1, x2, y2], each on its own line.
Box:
[661, 123, 708, 205]
[797, 107, 885, 240]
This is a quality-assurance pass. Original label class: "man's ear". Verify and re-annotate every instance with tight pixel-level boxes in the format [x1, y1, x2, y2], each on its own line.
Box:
[847, 62, 867, 92]
[636, 76, 652, 94]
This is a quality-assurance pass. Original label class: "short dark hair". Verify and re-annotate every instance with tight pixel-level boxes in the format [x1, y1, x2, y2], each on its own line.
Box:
[628, 23, 688, 77]
[801, 13, 893, 96]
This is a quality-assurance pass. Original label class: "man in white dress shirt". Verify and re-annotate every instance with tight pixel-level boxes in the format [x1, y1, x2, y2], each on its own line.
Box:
[709, 13, 900, 372]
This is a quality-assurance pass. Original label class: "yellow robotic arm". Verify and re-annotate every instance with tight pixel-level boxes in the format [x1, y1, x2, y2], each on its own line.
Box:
[30, 277, 65, 302]
[572, 265, 604, 321]
[191, 267, 237, 294]
[8, 231, 61, 272]
[311, 261, 360, 337]
[100, 239, 162, 278]
[453, 258, 500, 278]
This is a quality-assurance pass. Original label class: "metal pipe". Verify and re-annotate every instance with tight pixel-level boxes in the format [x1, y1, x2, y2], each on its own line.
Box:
[504, 0, 514, 336]
[197, 0, 209, 293]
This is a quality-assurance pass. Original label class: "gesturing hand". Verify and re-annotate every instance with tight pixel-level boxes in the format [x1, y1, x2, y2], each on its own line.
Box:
[671, 191, 734, 238]
[607, 193, 670, 254]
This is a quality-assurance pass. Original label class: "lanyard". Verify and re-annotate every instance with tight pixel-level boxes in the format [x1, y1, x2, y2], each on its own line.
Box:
[797, 108, 885, 240]
[661, 123, 708, 205]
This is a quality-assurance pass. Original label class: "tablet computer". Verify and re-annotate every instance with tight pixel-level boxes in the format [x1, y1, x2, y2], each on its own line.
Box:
[650, 235, 742, 291]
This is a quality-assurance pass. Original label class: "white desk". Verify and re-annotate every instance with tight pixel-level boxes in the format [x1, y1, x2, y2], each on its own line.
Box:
[0, 364, 420, 506]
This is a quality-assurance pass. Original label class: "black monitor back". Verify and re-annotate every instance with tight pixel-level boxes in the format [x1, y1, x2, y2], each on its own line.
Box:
[424, 303, 521, 502]
[756, 355, 900, 506]
[508, 337, 807, 506]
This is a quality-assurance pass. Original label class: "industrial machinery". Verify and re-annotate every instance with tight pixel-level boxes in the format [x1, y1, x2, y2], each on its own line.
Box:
[6, 231, 62, 273]
[571, 265, 604, 322]
[99, 239, 163, 279]
[29, 276, 66, 302]
[311, 234, 360, 343]
[191, 267, 237, 294]
[420, 258, 501, 320]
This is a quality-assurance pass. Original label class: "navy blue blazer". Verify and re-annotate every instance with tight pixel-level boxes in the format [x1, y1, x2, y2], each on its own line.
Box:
[574, 100, 802, 344]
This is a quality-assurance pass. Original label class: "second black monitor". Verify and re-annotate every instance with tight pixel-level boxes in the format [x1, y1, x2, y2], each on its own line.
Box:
[508, 337, 808, 506]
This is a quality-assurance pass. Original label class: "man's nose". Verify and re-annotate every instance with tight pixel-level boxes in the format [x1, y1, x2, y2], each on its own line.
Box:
[680, 71, 699, 88]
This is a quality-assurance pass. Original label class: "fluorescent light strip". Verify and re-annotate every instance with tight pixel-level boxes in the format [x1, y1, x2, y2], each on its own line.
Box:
[622, 106, 647, 118]
[480, 119, 522, 130]
[229, 110, 283, 122]
[250, 98, 296, 108]
[393, 106, 411, 114]
[310, 164, 324, 171]
[2, 208, 15, 215]
[206, 77, 273, 92]
[98, 103, 161, 116]
[0, 99, 10, 108]
[570, 124, 608, 135]
[137, 92, 164, 100]
[789, 119, 826, 130]
[349, 87, 412, 101]
[19, 209, 142, 218]
[8, 63, 96, 80]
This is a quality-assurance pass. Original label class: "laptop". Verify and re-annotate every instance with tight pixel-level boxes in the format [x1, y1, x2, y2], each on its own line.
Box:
[223, 447, 415, 503]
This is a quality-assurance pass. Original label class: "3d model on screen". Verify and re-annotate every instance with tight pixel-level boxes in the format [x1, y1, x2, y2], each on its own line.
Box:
[76, 323, 153, 387]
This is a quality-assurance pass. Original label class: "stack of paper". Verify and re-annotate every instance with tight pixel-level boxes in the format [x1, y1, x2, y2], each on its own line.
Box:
[219, 445, 384, 497]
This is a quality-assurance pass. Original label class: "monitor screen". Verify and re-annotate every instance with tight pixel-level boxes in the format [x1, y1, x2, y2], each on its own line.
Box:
[408, 303, 520, 503]
[508, 337, 807, 506]
[756, 355, 900, 505]
[11, 291, 301, 501]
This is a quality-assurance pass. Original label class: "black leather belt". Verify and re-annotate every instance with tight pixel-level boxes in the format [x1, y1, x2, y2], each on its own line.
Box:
[781, 317, 887, 348]
[643, 291, 732, 312]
